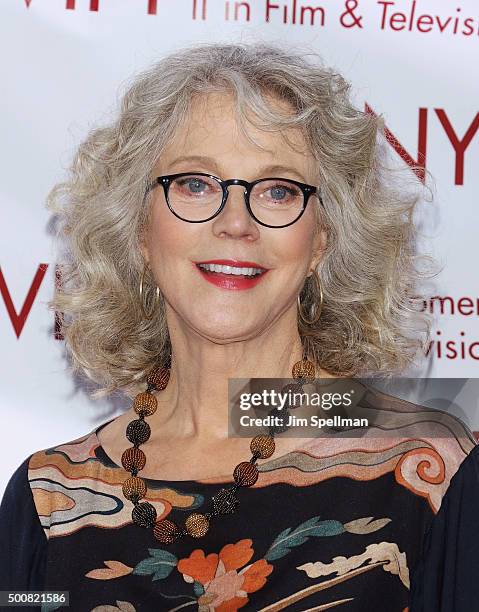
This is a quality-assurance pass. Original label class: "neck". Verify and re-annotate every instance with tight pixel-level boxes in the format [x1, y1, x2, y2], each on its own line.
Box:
[148, 306, 309, 443]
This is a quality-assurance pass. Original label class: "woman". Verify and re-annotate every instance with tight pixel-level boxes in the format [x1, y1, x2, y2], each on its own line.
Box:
[0, 41, 476, 611]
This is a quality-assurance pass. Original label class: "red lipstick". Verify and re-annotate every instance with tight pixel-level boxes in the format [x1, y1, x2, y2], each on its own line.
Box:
[193, 259, 270, 291]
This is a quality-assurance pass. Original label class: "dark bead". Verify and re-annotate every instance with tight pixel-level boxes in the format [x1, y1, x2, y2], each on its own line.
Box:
[250, 434, 275, 458]
[153, 519, 182, 544]
[146, 367, 170, 391]
[281, 381, 304, 394]
[132, 501, 157, 528]
[185, 513, 209, 538]
[281, 410, 291, 431]
[233, 461, 259, 487]
[122, 476, 146, 501]
[212, 488, 240, 514]
[292, 358, 315, 382]
[134, 392, 158, 417]
[121, 447, 146, 472]
[268, 408, 290, 433]
[126, 419, 151, 445]
[281, 382, 304, 409]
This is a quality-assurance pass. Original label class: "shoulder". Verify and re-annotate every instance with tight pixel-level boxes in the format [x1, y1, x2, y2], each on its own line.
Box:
[274, 380, 477, 514]
[26, 422, 114, 538]
[1, 453, 43, 524]
[25, 420, 205, 538]
[1, 454, 36, 511]
[356, 381, 477, 513]
[426, 440, 479, 520]
[409, 444, 479, 611]
[0, 424, 103, 588]
[25, 420, 173, 538]
[0, 454, 48, 589]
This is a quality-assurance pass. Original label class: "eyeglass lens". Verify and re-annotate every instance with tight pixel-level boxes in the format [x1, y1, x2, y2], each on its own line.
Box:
[167, 174, 305, 226]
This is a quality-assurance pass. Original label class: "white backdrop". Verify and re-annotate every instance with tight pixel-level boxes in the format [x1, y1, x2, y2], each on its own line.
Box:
[1, 0, 478, 495]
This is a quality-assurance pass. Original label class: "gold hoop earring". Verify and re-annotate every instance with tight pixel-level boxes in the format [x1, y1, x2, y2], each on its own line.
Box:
[139, 262, 160, 320]
[297, 268, 323, 325]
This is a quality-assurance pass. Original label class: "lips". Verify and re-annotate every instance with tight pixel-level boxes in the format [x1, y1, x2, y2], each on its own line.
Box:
[193, 259, 270, 291]
[195, 259, 268, 270]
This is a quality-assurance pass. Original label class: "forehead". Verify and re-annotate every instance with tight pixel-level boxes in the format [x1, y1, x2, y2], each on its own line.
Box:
[158, 91, 316, 176]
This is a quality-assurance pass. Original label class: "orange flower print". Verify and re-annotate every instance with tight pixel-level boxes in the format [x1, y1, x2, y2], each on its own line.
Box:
[177, 538, 273, 611]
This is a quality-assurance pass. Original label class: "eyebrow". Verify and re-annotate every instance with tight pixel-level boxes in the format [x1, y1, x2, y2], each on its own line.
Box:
[167, 155, 308, 182]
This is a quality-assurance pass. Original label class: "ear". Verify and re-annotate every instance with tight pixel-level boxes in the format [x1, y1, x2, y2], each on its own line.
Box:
[311, 227, 327, 271]
[138, 228, 150, 266]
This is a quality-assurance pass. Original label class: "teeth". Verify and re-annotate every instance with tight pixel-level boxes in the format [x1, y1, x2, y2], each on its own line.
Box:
[198, 263, 264, 276]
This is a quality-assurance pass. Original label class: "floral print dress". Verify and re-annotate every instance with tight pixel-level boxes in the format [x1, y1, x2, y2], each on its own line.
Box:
[1, 384, 477, 611]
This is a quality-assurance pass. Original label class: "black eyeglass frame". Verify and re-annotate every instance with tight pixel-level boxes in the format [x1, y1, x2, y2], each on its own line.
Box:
[146, 172, 323, 229]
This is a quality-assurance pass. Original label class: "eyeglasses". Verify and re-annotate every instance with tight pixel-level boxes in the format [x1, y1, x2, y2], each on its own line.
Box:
[146, 172, 323, 228]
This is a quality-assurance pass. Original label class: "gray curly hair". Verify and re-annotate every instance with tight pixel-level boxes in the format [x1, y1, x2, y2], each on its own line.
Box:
[47, 40, 436, 399]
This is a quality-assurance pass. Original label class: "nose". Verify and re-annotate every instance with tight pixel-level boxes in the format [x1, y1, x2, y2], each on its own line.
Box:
[225, 185, 246, 208]
[211, 183, 259, 240]
[225, 183, 248, 210]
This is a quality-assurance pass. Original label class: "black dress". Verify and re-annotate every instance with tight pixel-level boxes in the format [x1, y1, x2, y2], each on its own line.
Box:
[1, 384, 478, 612]
[409, 437, 479, 611]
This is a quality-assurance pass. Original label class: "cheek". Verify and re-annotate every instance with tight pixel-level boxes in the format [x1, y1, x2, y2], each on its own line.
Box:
[282, 216, 317, 262]
[146, 197, 188, 257]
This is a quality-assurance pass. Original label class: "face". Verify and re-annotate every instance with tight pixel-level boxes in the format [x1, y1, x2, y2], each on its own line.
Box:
[140, 91, 326, 342]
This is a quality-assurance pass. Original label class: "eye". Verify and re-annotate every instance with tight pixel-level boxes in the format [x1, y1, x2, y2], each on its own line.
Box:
[176, 176, 211, 195]
[268, 184, 297, 200]
[252, 180, 302, 206]
[169, 175, 222, 204]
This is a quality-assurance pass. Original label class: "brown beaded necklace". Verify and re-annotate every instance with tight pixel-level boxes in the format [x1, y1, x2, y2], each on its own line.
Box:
[120, 354, 316, 544]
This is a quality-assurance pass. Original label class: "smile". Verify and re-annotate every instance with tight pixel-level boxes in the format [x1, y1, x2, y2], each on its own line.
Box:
[198, 263, 264, 276]
[193, 260, 270, 290]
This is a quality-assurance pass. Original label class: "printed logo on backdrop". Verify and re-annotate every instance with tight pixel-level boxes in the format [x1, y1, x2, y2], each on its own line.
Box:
[19, 0, 479, 39]
[18, 1, 479, 184]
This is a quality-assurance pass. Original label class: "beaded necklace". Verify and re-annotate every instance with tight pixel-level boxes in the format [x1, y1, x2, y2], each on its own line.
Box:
[120, 354, 316, 544]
